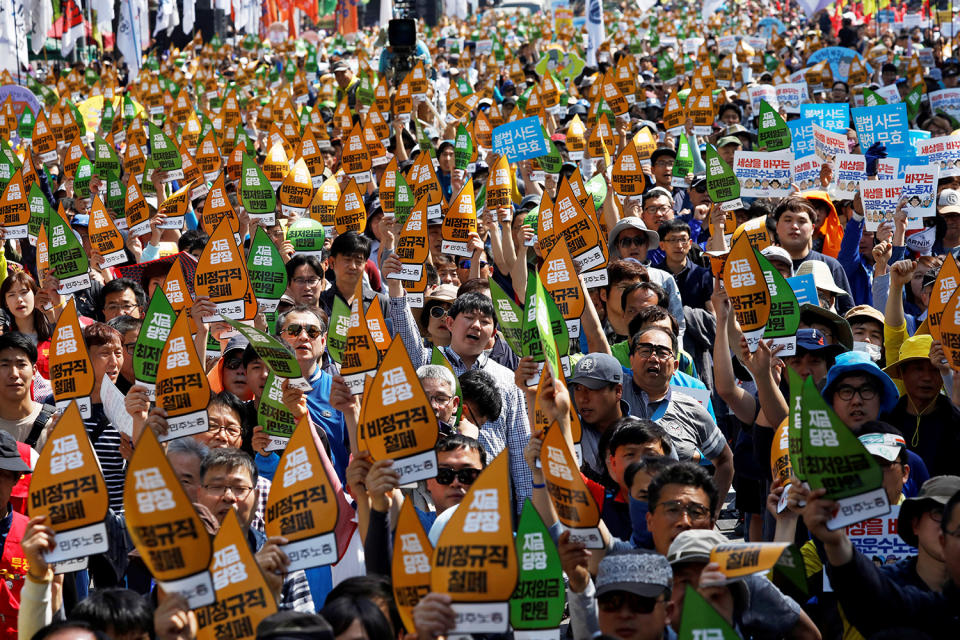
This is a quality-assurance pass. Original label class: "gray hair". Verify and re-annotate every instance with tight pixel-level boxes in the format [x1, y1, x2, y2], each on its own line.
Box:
[416, 364, 456, 393]
[166, 437, 209, 463]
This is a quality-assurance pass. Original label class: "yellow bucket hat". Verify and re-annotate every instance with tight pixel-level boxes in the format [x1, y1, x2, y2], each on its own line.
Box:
[883, 334, 934, 378]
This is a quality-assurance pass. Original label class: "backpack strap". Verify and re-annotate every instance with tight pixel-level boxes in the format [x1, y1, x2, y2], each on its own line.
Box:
[25, 404, 56, 448]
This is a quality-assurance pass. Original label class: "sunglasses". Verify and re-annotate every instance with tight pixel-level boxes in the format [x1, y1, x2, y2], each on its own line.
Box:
[597, 591, 660, 614]
[693, 184, 708, 193]
[434, 466, 481, 486]
[429, 306, 447, 319]
[224, 357, 243, 370]
[284, 324, 322, 339]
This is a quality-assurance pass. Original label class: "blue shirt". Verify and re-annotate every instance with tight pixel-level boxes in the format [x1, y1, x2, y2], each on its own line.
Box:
[305, 366, 349, 485]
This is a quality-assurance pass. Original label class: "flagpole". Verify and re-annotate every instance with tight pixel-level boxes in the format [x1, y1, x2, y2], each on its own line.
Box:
[13, 0, 23, 85]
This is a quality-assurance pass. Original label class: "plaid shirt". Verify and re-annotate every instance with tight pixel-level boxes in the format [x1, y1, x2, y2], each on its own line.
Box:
[389, 296, 533, 513]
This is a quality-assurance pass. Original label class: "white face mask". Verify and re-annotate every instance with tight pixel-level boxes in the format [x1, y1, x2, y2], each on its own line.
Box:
[853, 341, 882, 363]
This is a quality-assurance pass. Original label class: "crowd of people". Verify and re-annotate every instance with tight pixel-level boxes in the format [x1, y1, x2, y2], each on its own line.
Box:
[6, 0, 960, 638]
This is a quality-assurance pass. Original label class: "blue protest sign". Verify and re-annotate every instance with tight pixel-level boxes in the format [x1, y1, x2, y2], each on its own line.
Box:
[800, 104, 850, 133]
[909, 129, 932, 155]
[877, 9, 895, 22]
[758, 17, 786, 35]
[806, 46, 873, 81]
[788, 117, 815, 157]
[851, 103, 910, 156]
[492, 116, 550, 162]
[787, 274, 818, 306]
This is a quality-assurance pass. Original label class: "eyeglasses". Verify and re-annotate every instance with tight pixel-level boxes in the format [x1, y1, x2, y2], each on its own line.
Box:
[292, 277, 322, 287]
[123, 342, 137, 355]
[434, 466, 481, 486]
[834, 384, 878, 401]
[655, 500, 711, 523]
[224, 357, 243, 370]
[643, 204, 673, 214]
[207, 423, 243, 438]
[105, 302, 139, 313]
[597, 591, 660, 614]
[662, 237, 689, 246]
[633, 342, 674, 360]
[617, 236, 647, 248]
[427, 394, 454, 407]
[654, 160, 674, 168]
[203, 484, 254, 499]
[284, 324, 322, 339]
[429, 306, 447, 319]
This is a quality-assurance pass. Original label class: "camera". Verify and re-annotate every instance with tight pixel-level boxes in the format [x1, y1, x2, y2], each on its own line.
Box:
[387, 18, 417, 87]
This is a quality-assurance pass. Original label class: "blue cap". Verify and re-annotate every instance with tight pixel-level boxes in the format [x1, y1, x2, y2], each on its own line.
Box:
[821, 350, 900, 414]
[796, 328, 843, 354]
[71, 214, 89, 228]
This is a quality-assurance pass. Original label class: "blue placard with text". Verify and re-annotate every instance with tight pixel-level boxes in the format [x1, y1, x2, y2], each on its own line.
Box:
[492, 117, 549, 162]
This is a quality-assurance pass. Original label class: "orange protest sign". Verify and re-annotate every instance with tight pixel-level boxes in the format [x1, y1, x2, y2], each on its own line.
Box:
[196, 510, 278, 640]
[297, 127, 327, 188]
[155, 309, 211, 438]
[278, 157, 314, 218]
[356, 338, 439, 483]
[341, 282, 383, 394]
[63, 135, 87, 180]
[389, 196, 430, 282]
[262, 141, 291, 191]
[158, 180, 195, 230]
[32, 109, 58, 164]
[334, 177, 367, 235]
[536, 190, 558, 257]
[194, 219, 252, 320]
[0, 167, 29, 239]
[409, 151, 444, 220]
[723, 234, 771, 351]
[539, 241, 585, 338]
[200, 172, 240, 237]
[341, 122, 372, 184]
[731, 216, 772, 251]
[37, 222, 49, 275]
[125, 429, 214, 607]
[378, 156, 400, 216]
[587, 114, 615, 160]
[49, 298, 95, 418]
[264, 415, 341, 570]
[611, 139, 645, 196]
[365, 296, 392, 355]
[485, 155, 512, 212]
[124, 172, 151, 237]
[441, 180, 477, 257]
[928, 254, 960, 343]
[599, 70, 629, 115]
[362, 117, 389, 168]
[565, 115, 587, 160]
[29, 400, 110, 562]
[431, 451, 518, 633]
[540, 420, 602, 547]
[392, 500, 433, 633]
[686, 89, 715, 135]
[88, 195, 127, 267]
[162, 256, 197, 316]
[474, 110, 493, 149]
[710, 542, 796, 581]
[553, 177, 605, 272]
[312, 174, 341, 231]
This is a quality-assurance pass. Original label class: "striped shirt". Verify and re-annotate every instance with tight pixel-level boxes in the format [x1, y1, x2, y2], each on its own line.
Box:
[86, 404, 126, 515]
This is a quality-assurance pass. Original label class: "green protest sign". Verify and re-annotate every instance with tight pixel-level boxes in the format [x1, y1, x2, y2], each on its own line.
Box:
[0, 150, 13, 196]
[222, 319, 312, 391]
[240, 152, 277, 225]
[104, 171, 126, 216]
[133, 288, 176, 398]
[431, 347, 462, 428]
[287, 218, 326, 257]
[584, 174, 606, 215]
[146, 120, 183, 181]
[905, 84, 923, 122]
[863, 88, 887, 107]
[544, 285, 570, 377]
[48, 207, 91, 294]
[259, 370, 299, 451]
[101, 100, 115, 134]
[788, 369, 889, 529]
[327, 296, 352, 365]
[509, 500, 565, 636]
[27, 183, 50, 247]
[454, 124, 472, 171]
[394, 171, 414, 224]
[93, 134, 121, 176]
[246, 227, 288, 313]
[755, 248, 800, 354]
[489, 277, 524, 355]
[357, 70, 375, 106]
[0, 138, 19, 170]
[672, 132, 695, 187]
[521, 269, 561, 383]
[677, 585, 740, 640]
[73, 158, 93, 200]
[540, 137, 564, 174]
[18, 108, 35, 143]
[705, 144, 742, 211]
[757, 101, 791, 152]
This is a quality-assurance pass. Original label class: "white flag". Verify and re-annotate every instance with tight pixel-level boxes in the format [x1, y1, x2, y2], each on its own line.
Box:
[117, 0, 143, 81]
[182, 0, 195, 35]
[153, 0, 179, 36]
[0, 0, 28, 76]
[379, 0, 391, 27]
[27, 0, 53, 55]
[585, 0, 604, 67]
[701, 0, 724, 21]
[91, 0, 113, 34]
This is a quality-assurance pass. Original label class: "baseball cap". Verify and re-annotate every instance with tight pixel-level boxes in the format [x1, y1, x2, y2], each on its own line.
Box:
[520, 194, 540, 211]
[224, 335, 250, 357]
[717, 136, 743, 149]
[570, 353, 623, 389]
[331, 60, 350, 73]
[0, 431, 30, 473]
[596, 552, 673, 599]
[898, 476, 960, 547]
[650, 148, 677, 166]
[858, 432, 906, 462]
[666, 529, 727, 565]
[796, 328, 845, 358]
[939, 189, 960, 215]
[760, 246, 794, 275]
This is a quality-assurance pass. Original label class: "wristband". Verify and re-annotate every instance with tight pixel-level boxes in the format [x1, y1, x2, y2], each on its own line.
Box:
[532, 481, 545, 489]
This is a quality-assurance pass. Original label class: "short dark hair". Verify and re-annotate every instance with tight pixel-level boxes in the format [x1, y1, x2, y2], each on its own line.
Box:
[82, 322, 123, 351]
[606, 417, 674, 459]
[324, 575, 402, 634]
[69, 588, 153, 638]
[330, 230, 372, 259]
[605, 259, 649, 294]
[717, 102, 741, 120]
[285, 254, 326, 281]
[436, 433, 487, 466]
[209, 390, 246, 425]
[624, 455, 677, 491]
[0, 331, 38, 364]
[178, 229, 209, 254]
[457, 278, 491, 298]
[627, 305, 679, 340]
[31, 621, 111, 640]
[201, 447, 258, 486]
[459, 369, 502, 424]
[99, 278, 147, 313]
[620, 281, 667, 313]
[277, 304, 328, 336]
[630, 325, 678, 356]
[447, 292, 496, 326]
[657, 218, 692, 240]
[773, 196, 817, 223]
[321, 596, 393, 640]
[106, 314, 142, 336]
[647, 462, 719, 516]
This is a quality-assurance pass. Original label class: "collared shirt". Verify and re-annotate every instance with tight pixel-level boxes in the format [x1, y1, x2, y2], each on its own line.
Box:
[651, 256, 714, 310]
[305, 366, 349, 485]
[318, 280, 389, 322]
[579, 399, 631, 478]
[621, 383, 726, 462]
[389, 295, 533, 512]
[246, 527, 315, 613]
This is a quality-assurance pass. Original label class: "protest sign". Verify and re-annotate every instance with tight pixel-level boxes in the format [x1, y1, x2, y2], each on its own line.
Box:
[510, 500, 566, 639]
[677, 585, 740, 640]
[490, 277, 525, 357]
[833, 154, 867, 199]
[155, 310, 211, 439]
[124, 173, 150, 237]
[788, 370, 889, 529]
[341, 287, 382, 394]
[771, 418, 793, 512]
[29, 401, 110, 563]
[287, 218, 326, 257]
[240, 152, 277, 226]
[259, 371, 299, 452]
[731, 215, 773, 252]
[917, 134, 960, 178]
[326, 296, 351, 366]
[431, 451, 518, 634]
[793, 154, 822, 191]
[265, 415, 341, 571]
[732, 150, 793, 198]
[757, 249, 800, 356]
[49, 299, 95, 418]
[929, 256, 960, 346]
[710, 542, 804, 583]
[278, 158, 314, 218]
[749, 85, 777, 114]
[861, 180, 904, 232]
[392, 500, 434, 634]
[812, 123, 848, 164]
[851, 103, 910, 156]
[441, 179, 477, 257]
[147, 120, 183, 181]
[194, 219, 253, 321]
[133, 288, 176, 399]
[706, 145, 743, 211]
[492, 116, 549, 162]
[246, 227, 288, 313]
[88, 195, 126, 267]
[757, 101, 791, 152]
[822, 506, 915, 591]
[47, 204, 90, 294]
[0, 167, 28, 239]
[901, 165, 938, 218]
[612, 139, 645, 195]
[801, 103, 849, 132]
[723, 234, 771, 351]
[409, 151, 444, 220]
[553, 177, 605, 271]
[390, 196, 429, 281]
[776, 83, 809, 114]
[196, 510, 278, 640]
[541, 420, 602, 547]
[125, 429, 214, 608]
[540, 241, 584, 338]
[929, 88, 960, 120]
[223, 319, 312, 391]
[788, 117, 815, 157]
[27, 182, 51, 247]
[520, 270, 564, 384]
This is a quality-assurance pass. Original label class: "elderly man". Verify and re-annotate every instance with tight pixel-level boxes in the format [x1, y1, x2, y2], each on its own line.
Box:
[416, 365, 477, 438]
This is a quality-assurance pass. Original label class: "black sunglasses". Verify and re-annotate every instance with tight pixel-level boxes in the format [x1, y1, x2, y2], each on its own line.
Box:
[693, 184, 708, 193]
[224, 357, 243, 370]
[284, 324, 322, 339]
[597, 591, 660, 614]
[434, 467, 481, 486]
